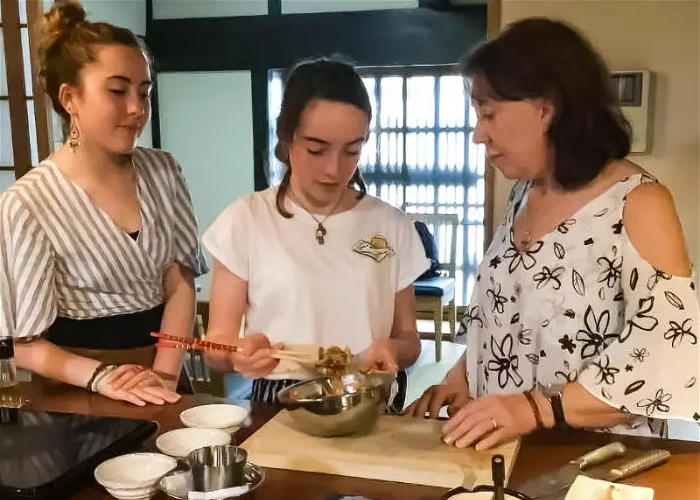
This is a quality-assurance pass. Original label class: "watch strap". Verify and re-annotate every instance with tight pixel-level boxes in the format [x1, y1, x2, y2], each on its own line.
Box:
[549, 392, 568, 429]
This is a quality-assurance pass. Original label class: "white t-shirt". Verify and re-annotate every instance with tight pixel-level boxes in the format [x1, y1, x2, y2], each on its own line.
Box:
[203, 187, 429, 379]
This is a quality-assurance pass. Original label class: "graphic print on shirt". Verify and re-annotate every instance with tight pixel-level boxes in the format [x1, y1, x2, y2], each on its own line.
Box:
[352, 233, 396, 263]
[460, 173, 700, 437]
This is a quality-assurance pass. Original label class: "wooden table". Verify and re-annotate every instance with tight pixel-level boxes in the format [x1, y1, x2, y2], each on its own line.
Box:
[18, 382, 700, 500]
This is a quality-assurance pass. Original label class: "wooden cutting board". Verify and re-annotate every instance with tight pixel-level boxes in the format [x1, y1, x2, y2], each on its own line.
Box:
[241, 411, 520, 489]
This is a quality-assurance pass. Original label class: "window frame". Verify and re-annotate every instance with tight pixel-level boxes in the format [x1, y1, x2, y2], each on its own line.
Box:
[357, 65, 491, 307]
[1, 0, 51, 179]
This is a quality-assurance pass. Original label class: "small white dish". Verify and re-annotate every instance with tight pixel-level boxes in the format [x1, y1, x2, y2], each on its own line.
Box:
[94, 452, 177, 500]
[179, 404, 248, 432]
[156, 428, 231, 459]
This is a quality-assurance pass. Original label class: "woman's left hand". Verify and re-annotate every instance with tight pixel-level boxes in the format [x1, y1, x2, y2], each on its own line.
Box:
[98, 365, 180, 405]
[108, 365, 177, 392]
[442, 393, 537, 450]
[357, 339, 399, 373]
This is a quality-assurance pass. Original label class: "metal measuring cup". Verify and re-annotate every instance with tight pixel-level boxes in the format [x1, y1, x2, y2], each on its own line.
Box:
[186, 445, 248, 492]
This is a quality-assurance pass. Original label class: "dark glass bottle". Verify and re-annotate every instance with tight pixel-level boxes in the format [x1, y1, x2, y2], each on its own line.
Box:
[0, 338, 25, 411]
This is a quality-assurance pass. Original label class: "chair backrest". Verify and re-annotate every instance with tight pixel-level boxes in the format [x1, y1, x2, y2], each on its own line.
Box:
[408, 213, 459, 277]
[182, 314, 212, 392]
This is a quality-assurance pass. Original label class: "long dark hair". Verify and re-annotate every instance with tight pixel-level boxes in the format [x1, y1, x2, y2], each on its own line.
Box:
[274, 57, 371, 217]
[461, 17, 631, 189]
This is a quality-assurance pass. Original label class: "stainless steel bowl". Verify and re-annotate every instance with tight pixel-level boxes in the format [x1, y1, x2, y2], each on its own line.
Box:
[277, 372, 394, 437]
[158, 463, 265, 499]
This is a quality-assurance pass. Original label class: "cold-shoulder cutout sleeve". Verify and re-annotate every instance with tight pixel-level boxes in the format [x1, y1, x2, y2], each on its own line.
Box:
[578, 220, 699, 422]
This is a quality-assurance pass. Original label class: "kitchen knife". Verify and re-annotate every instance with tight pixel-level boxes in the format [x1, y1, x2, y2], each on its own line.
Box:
[540, 449, 671, 500]
[607, 449, 671, 481]
[517, 442, 627, 498]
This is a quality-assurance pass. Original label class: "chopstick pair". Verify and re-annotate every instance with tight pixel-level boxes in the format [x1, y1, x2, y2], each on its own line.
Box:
[151, 332, 323, 366]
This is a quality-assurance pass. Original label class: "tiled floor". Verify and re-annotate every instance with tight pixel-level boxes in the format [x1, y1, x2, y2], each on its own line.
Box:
[404, 339, 464, 408]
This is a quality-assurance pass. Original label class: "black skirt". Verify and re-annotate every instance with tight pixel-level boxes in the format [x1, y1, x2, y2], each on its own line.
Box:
[45, 305, 165, 350]
[251, 370, 408, 414]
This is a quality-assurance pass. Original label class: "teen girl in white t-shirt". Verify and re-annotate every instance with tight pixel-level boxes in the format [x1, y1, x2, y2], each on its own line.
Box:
[202, 58, 429, 408]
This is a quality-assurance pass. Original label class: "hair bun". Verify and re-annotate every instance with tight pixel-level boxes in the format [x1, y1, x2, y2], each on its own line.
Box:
[42, 0, 87, 40]
[37, 1, 87, 96]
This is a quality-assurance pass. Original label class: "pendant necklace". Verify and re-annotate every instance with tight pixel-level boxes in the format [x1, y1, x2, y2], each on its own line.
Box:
[520, 227, 534, 251]
[518, 192, 534, 251]
[291, 188, 345, 245]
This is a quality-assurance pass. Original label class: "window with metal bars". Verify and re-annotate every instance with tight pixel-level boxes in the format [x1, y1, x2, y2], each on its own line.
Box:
[267, 66, 487, 306]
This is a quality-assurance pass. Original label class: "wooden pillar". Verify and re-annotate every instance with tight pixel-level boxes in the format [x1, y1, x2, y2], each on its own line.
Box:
[483, 0, 501, 248]
[27, 0, 52, 162]
[1, 0, 31, 179]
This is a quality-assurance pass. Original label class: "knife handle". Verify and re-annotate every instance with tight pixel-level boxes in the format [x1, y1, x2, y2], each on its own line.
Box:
[574, 442, 627, 469]
[608, 449, 671, 480]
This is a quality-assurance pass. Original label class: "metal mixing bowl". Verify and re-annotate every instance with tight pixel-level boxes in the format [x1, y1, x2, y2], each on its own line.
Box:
[277, 372, 394, 437]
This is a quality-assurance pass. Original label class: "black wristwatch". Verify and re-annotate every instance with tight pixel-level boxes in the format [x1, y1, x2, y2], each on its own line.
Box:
[540, 384, 569, 429]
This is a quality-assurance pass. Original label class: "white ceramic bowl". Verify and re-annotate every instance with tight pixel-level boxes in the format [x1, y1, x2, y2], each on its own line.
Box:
[179, 404, 248, 432]
[155, 428, 231, 459]
[94, 453, 177, 500]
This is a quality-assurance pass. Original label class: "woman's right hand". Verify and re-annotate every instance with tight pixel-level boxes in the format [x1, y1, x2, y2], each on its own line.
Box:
[230, 333, 279, 378]
[405, 379, 471, 420]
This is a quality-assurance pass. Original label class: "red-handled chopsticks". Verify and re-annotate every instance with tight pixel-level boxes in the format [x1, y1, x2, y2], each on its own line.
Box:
[151, 332, 322, 365]
[152, 331, 240, 353]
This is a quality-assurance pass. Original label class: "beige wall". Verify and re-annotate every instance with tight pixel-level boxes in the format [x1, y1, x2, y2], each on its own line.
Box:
[494, 0, 700, 269]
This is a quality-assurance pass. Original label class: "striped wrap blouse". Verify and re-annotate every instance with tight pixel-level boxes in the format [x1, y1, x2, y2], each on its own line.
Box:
[0, 147, 208, 340]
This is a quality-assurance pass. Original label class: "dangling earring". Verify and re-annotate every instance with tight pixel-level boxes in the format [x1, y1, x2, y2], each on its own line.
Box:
[69, 118, 80, 153]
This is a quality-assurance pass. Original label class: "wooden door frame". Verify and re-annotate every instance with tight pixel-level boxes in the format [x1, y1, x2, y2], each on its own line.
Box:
[0, 0, 50, 180]
[1, 0, 31, 179]
[483, 0, 501, 249]
[27, 0, 52, 163]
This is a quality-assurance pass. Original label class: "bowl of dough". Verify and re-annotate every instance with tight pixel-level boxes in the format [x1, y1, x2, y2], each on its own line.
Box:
[277, 371, 394, 438]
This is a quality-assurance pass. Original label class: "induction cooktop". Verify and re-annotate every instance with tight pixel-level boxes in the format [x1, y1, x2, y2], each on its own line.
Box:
[0, 408, 158, 500]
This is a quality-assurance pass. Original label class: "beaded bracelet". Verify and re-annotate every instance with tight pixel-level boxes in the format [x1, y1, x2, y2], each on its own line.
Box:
[87, 363, 117, 393]
[92, 365, 118, 392]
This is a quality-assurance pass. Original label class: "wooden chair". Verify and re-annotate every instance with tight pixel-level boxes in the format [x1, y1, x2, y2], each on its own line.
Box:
[410, 213, 458, 362]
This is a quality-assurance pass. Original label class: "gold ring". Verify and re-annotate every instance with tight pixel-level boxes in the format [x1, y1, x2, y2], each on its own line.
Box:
[491, 418, 499, 430]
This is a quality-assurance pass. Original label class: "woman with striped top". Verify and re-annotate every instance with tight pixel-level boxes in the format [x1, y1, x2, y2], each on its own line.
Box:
[0, 0, 207, 406]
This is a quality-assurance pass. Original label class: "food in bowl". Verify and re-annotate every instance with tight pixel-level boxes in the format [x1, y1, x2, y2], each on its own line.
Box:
[277, 372, 393, 437]
[317, 346, 353, 374]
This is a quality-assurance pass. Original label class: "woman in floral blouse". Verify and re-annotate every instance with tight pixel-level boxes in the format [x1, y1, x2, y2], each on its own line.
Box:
[408, 17, 699, 449]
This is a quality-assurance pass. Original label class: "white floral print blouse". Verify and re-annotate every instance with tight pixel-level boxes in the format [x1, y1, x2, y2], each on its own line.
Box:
[460, 173, 699, 437]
